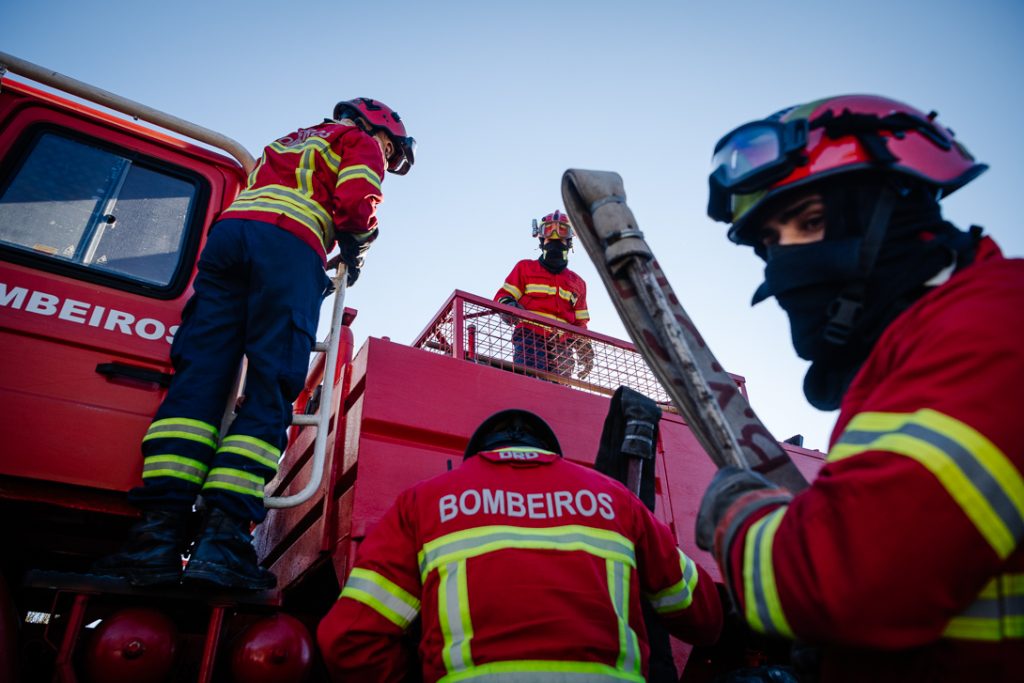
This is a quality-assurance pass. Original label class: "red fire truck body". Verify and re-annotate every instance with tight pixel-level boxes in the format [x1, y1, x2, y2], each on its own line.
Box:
[0, 57, 824, 682]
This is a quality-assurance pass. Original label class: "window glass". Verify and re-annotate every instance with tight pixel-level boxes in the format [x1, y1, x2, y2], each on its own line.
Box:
[0, 132, 198, 288]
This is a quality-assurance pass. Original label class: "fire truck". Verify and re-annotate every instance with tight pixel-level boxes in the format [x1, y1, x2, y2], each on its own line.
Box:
[0, 53, 824, 682]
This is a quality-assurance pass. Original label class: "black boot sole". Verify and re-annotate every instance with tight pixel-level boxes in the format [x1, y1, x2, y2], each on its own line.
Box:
[89, 566, 182, 587]
[181, 560, 276, 591]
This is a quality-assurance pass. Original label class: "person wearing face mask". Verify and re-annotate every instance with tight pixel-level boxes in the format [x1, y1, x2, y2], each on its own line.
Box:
[695, 95, 1024, 681]
[494, 211, 594, 380]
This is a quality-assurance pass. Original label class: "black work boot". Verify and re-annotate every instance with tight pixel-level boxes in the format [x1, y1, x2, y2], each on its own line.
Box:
[182, 508, 276, 591]
[92, 511, 186, 586]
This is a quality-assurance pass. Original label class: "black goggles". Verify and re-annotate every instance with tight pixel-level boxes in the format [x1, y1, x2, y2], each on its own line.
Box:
[388, 136, 416, 176]
[707, 118, 808, 222]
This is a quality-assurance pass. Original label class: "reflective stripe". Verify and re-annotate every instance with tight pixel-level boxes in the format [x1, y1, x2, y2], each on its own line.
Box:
[529, 310, 570, 324]
[418, 525, 636, 581]
[576, 309, 590, 321]
[438, 661, 643, 682]
[829, 410, 1024, 559]
[439, 561, 474, 673]
[143, 418, 218, 449]
[607, 559, 639, 675]
[647, 549, 698, 614]
[201, 467, 265, 498]
[336, 164, 382, 191]
[340, 568, 420, 629]
[943, 572, 1024, 641]
[141, 454, 209, 485]
[217, 435, 280, 471]
[268, 137, 342, 175]
[556, 288, 577, 304]
[524, 284, 557, 296]
[236, 184, 333, 229]
[227, 198, 326, 246]
[743, 507, 794, 638]
[501, 283, 522, 300]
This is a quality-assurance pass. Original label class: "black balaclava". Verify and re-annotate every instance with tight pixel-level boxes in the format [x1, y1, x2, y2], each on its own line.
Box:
[540, 239, 569, 273]
[752, 177, 980, 410]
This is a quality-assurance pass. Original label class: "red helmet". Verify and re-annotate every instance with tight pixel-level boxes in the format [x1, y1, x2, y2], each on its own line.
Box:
[707, 95, 987, 245]
[333, 97, 416, 175]
[532, 210, 573, 244]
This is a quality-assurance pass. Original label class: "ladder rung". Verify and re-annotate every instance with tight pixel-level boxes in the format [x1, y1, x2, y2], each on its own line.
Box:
[313, 340, 329, 353]
[291, 414, 319, 426]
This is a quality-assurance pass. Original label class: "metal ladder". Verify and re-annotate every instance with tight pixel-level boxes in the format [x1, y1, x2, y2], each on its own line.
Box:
[264, 265, 348, 508]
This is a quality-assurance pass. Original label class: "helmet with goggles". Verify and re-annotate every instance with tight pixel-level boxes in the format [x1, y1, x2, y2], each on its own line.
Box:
[532, 210, 574, 246]
[333, 97, 417, 175]
[707, 95, 986, 246]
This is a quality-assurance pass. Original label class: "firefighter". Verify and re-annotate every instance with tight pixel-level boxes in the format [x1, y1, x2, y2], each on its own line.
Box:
[696, 94, 1024, 680]
[94, 98, 416, 590]
[495, 210, 595, 380]
[317, 409, 723, 681]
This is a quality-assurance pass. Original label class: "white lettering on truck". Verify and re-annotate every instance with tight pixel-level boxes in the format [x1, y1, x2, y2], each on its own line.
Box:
[0, 282, 177, 345]
[439, 488, 616, 523]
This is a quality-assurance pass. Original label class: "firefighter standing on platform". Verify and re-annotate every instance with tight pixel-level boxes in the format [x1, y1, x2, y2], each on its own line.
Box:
[318, 409, 722, 681]
[495, 211, 595, 379]
[696, 95, 1024, 681]
[95, 98, 416, 590]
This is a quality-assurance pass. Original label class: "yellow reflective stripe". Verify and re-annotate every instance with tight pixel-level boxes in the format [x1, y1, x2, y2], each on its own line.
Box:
[227, 198, 326, 246]
[575, 309, 590, 321]
[829, 410, 1024, 559]
[217, 435, 280, 471]
[556, 287, 578, 304]
[143, 418, 218, 449]
[268, 136, 342, 174]
[141, 454, 209, 485]
[336, 164, 382, 191]
[340, 568, 420, 629]
[606, 559, 639, 675]
[438, 660, 643, 682]
[530, 310, 570, 324]
[647, 549, 698, 614]
[743, 507, 794, 638]
[501, 283, 522, 300]
[419, 525, 635, 581]
[236, 184, 333, 228]
[438, 560, 475, 673]
[201, 467, 265, 497]
[943, 572, 1024, 641]
[524, 284, 557, 296]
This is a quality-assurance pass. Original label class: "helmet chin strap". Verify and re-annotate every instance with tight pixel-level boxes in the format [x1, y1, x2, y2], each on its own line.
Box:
[821, 185, 897, 346]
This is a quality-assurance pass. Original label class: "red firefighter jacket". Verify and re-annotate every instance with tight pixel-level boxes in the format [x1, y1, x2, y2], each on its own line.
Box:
[318, 447, 722, 682]
[495, 259, 589, 336]
[717, 238, 1024, 682]
[220, 120, 385, 265]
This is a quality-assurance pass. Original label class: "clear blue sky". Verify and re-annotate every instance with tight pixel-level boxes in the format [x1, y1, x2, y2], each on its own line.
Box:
[4, 0, 1022, 451]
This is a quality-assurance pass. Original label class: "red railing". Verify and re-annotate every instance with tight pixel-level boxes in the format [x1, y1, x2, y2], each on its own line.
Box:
[412, 290, 747, 408]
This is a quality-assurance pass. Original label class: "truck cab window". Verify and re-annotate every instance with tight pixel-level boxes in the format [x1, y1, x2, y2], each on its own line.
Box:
[0, 132, 198, 289]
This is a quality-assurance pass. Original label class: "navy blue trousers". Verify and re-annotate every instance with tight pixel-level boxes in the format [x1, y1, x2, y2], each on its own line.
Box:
[130, 219, 331, 522]
[512, 327, 572, 376]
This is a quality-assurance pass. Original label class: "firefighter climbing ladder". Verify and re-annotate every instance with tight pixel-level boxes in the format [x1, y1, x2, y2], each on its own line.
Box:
[0, 51, 340, 510]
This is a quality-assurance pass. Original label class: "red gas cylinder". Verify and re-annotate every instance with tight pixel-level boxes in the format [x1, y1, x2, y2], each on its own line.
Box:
[83, 608, 177, 683]
[230, 614, 313, 683]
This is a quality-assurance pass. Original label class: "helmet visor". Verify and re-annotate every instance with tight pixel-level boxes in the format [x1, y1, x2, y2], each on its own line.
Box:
[541, 220, 571, 240]
[708, 119, 808, 222]
[387, 136, 416, 175]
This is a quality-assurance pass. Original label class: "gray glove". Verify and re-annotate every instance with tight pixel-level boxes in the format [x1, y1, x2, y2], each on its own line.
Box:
[337, 231, 375, 287]
[695, 466, 789, 552]
[497, 296, 522, 325]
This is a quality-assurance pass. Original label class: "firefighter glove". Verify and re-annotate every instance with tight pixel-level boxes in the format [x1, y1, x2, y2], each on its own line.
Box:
[337, 232, 373, 287]
[695, 466, 790, 553]
[497, 296, 522, 325]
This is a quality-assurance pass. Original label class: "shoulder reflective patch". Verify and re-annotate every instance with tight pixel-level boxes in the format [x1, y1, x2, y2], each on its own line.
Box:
[646, 549, 699, 615]
[829, 409, 1024, 559]
[743, 506, 795, 638]
[336, 164, 382, 191]
[340, 567, 421, 629]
